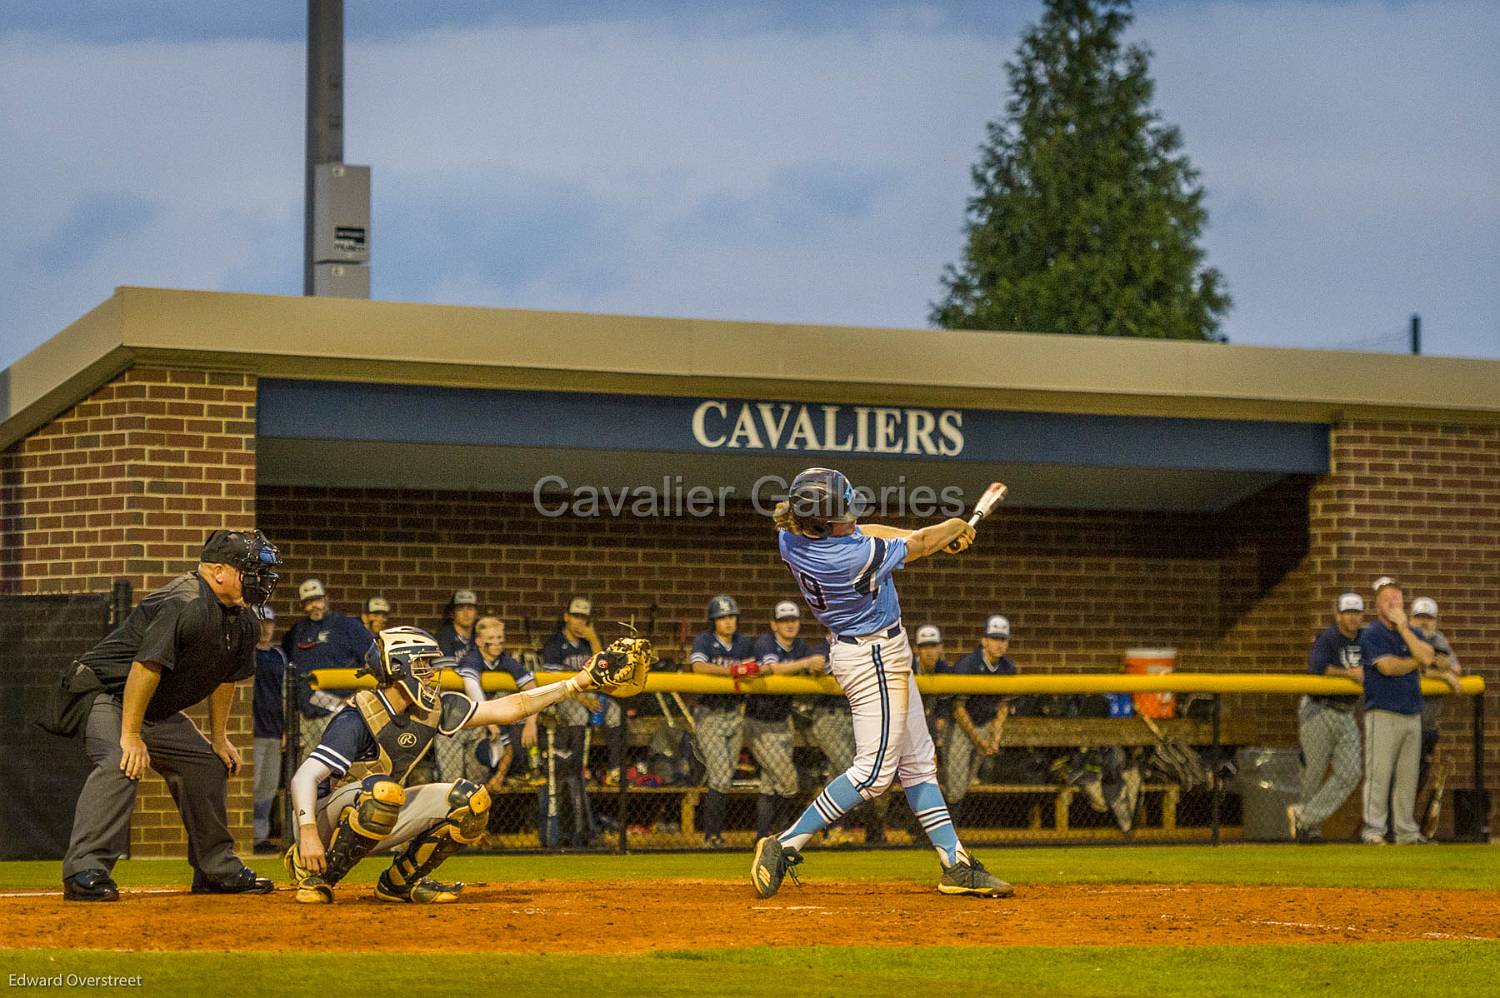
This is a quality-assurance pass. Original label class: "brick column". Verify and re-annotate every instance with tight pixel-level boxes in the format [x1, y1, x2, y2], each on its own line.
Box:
[2, 366, 259, 858]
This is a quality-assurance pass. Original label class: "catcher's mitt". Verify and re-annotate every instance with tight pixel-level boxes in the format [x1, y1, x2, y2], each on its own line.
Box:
[585, 636, 657, 698]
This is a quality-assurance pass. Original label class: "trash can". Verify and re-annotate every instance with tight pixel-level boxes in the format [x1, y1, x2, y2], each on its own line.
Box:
[1235, 747, 1302, 841]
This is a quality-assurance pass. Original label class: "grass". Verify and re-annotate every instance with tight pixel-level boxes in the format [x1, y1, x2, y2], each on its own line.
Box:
[4, 943, 1498, 997]
[4, 843, 1498, 892]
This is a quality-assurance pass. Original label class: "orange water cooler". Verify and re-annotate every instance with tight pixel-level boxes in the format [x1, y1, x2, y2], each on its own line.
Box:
[1124, 647, 1177, 719]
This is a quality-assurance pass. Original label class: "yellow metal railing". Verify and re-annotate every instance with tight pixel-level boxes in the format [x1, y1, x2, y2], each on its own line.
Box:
[308, 669, 1484, 698]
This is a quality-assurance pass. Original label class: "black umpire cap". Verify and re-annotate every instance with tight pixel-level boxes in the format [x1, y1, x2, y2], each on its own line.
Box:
[201, 529, 259, 564]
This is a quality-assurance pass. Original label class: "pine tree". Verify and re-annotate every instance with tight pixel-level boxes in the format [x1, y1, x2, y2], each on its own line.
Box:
[932, 0, 1230, 341]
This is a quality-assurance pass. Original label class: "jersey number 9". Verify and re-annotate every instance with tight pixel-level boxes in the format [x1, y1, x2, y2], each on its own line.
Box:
[797, 571, 828, 611]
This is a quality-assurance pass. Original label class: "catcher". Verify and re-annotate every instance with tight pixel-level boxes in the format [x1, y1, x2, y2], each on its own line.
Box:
[285, 625, 652, 904]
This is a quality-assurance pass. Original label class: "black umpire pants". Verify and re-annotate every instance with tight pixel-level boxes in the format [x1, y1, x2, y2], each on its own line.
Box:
[62, 695, 242, 880]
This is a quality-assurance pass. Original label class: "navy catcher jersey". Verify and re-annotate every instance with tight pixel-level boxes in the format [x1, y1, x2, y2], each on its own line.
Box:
[308, 689, 477, 797]
[779, 527, 907, 637]
[691, 630, 754, 711]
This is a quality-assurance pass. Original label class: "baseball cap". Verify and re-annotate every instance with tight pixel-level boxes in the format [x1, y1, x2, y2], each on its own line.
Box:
[1411, 597, 1439, 618]
[985, 614, 1011, 639]
[201, 529, 257, 565]
[774, 600, 800, 621]
[568, 597, 592, 617]
[1372, 576, 1401, 594]
[255, 604, 275, 621]
[364, 596, 391, 615]
[1337, 593, 1365, 613]
[453, 589, 478, 607]
[298, 578, 326, 602]
[915, 625, 942, 646]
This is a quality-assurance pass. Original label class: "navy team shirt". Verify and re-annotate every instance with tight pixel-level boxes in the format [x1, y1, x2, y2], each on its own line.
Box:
[252, 645, 289, 739]
[780, 527, 908, 637]
[1307, 625, 1363, 709]
[1359, 619, 1424, 715]
[541, 632, 594, 671]
[690, 630, 755, 712]
[749, 632, 807, 722]
[456, 644, 534, 693]
[950, 648, 1016, 726]
[924, 656, 955, 725]
[281, 611, 375, 717]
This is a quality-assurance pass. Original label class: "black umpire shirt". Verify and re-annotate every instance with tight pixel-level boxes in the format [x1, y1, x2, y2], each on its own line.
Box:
[79, 573, 257, 722]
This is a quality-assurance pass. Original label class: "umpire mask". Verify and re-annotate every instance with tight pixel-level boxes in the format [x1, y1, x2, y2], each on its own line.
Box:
[201, 528, 282, 607]
[240, 531, 282, 607]
[363, 626, 446, 712]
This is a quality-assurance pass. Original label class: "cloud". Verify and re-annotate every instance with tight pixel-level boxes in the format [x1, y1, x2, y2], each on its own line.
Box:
[21, 193, 156, 271]
[0, 1, 1495, 373]
[673, 164, 900, 246]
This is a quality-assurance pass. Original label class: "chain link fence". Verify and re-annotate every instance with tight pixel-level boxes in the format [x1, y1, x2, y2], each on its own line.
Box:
[293, 668, 1485, 852]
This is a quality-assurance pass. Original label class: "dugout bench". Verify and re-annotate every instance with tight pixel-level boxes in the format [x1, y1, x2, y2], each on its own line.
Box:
[482, 714, 1253, 846]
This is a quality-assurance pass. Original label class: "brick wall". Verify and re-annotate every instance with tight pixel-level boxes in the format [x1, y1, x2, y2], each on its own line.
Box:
[257, 420, 1498, 833]
[6, 363, 1494, 856]
[1, 366, 259, 857]
[1316, 419, 1499, 811]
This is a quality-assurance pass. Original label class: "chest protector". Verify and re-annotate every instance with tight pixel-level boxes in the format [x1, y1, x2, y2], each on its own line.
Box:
[343, 689, 443, 787]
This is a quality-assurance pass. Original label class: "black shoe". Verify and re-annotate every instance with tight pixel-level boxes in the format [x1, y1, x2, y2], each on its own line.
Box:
[191, 866, 274, 894]
[63, 870, 119, 902]
[252, 840, 279, 855]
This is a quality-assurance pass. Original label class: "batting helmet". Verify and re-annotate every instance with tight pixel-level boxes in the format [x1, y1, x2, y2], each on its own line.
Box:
[707, 595, 740, 620]
[785, 467, 860, 538]
[359, 626, 447, 712]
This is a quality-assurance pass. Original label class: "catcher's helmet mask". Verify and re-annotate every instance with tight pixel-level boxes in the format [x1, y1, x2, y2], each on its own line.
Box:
[360, 626, 447, 712]
[786, 467, 863, 538]
[239, 531, 282, 607]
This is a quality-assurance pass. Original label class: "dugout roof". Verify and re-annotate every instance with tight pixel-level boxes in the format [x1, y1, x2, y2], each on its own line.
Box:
[4, 287, 1499, 512]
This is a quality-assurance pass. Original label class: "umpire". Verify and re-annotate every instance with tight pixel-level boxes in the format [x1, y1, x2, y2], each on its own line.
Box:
[58, 529, 282, 901]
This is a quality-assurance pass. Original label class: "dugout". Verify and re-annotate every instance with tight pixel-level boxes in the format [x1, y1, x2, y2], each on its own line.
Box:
[2, 286, 1497, 856]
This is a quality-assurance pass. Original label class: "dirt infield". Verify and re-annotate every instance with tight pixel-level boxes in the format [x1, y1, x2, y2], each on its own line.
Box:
[4, 881, 1496, 953]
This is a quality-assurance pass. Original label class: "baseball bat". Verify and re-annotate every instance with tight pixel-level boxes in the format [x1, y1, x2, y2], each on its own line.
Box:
[945, 481, 1008, 552]
[545, 727, 560, 846]
[671, 691, 697, 733]
[654, 692, 676, 727]
[1422, 760, 1451, 839]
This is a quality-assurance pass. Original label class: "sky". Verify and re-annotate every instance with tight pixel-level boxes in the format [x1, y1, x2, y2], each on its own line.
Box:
[1, 0, 1496, 372]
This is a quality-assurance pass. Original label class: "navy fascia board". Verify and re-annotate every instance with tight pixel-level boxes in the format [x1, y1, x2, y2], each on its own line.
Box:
[257, 379, 1329, 475]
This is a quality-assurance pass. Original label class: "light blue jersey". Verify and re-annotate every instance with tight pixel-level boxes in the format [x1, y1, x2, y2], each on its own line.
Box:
[779, 528, 907, 637]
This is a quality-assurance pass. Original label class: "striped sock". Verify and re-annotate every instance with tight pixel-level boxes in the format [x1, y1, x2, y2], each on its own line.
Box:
[904, 779, 969, 867]
[777, 775, 862, 852]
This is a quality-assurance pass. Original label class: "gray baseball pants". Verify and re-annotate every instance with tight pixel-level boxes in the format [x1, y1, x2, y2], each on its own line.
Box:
[1363, 708, 1422, 843]
[63, 695, 242, 880]
[1294, 698, 1361, 833]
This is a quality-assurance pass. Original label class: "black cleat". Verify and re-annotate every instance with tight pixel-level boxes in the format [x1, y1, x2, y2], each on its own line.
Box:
[63, 870, 119, 902]
[191, 865, 274, 894]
